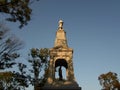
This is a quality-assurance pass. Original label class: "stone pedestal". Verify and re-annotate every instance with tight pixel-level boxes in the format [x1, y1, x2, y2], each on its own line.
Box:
[39, 79, 82, 90]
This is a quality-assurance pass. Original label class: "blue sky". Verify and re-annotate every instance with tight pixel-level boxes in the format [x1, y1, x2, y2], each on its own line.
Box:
[1, 0, 120, 90]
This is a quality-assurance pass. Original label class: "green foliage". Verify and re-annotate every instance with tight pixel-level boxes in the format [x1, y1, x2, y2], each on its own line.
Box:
[0, 0, 39, 28]
[0, 23, 24, 69]
[12, 63, 29, 89]
[0, 0, 31, 28]
[0, 71, 14, 90]
[0, 71, 13, 82]
[28, 48, 49, 89]
[0, 70, 29, 90]
[0, 23, 24, 89]
[98, 71, 120, 90]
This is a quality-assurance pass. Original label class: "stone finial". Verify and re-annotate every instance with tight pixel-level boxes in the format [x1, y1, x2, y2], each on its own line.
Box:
[58, 20, 63, 29]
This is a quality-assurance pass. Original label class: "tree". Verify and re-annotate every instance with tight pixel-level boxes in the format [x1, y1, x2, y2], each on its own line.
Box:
[28, 48, 49, 90]
[98, 71, 120, 90]
[0, 23, 24, 89]
[0, 0, 39, 28]
[0, 66, 29, 90]
[11, 63, 29, 90]
[0, 71, 14, 90]
[0, 23, 24, 70]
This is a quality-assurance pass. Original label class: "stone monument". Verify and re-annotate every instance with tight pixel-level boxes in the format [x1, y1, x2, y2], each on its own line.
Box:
[41, 20, 81, 90]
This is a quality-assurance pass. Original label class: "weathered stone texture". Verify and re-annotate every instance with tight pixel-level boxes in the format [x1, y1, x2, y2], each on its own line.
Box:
[37, 20, 81, 90]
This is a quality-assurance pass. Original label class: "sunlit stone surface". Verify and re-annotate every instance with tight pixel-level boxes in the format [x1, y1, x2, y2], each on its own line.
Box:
[37, 20, 81, 90]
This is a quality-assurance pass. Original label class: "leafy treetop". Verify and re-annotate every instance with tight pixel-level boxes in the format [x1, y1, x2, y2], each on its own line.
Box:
[0, 0, 39, 28]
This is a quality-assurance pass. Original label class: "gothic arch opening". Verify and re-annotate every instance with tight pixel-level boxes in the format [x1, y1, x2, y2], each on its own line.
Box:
[55, 59, 68, 80]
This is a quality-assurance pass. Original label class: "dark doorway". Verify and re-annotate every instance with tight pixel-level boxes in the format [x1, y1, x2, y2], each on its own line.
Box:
[55, 59, 68, 80]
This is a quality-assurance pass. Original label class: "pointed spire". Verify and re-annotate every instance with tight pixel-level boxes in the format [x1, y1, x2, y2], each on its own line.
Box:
[54, 20, 68, 48]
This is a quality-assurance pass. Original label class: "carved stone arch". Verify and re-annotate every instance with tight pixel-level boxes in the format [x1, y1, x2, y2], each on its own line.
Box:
[55, 59, 68, 69]
[55, 59, 68, 80]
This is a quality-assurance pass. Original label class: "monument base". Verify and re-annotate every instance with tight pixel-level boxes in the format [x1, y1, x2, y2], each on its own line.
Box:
[37, 79, 82, 90]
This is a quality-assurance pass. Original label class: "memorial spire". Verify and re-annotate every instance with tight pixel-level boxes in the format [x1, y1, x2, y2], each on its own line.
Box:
[54, 20, 68, 48]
